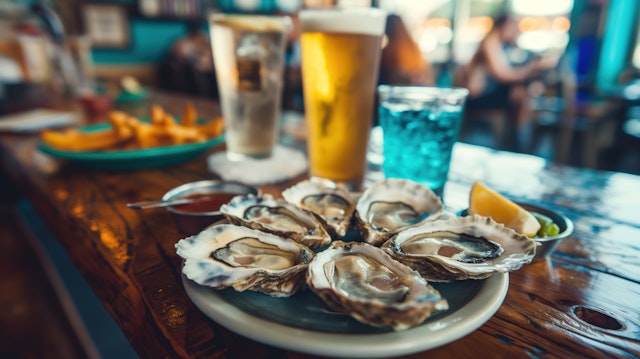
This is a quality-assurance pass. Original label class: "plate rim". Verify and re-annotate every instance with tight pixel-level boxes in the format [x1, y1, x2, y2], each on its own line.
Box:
[182, 272, 509, 358]
[39, 136, 224, 160]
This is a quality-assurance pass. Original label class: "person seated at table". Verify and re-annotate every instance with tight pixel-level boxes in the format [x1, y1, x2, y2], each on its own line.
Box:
[454, 14, 559, 149]
[379, 14, 434, 86]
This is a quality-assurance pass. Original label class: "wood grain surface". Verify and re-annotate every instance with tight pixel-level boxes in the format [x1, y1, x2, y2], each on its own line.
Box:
[1, 91, 638, 358]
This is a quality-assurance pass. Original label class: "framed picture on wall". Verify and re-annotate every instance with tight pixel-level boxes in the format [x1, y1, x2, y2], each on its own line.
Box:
[81, 3, 131, 49]
[137, 0, 203, 19]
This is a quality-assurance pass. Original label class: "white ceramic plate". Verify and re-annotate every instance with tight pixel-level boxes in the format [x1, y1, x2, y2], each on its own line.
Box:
[183, 272, 508, 358]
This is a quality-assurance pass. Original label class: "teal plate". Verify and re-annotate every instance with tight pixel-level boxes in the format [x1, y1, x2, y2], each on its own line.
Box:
[38, 122, 225, 170]
[183, 272, 508, 357]
[115, 88, 150, 103]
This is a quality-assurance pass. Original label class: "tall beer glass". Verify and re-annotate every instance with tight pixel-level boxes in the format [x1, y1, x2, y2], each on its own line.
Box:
[210, 14, 290, 160]
[299, 7, 386, 190]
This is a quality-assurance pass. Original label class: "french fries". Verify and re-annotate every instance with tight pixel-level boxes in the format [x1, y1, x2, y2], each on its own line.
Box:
[41, 128, 129, 152]
[41, 104, 224, 152]
[182, 102, 198, 127]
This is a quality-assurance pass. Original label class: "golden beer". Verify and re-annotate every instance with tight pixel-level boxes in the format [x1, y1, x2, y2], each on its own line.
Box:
[300, 8, 386, 189]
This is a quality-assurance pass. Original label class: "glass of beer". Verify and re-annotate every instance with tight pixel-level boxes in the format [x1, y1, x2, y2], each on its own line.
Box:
[209, 14, 291, 160]
[299, 7, 387, 190]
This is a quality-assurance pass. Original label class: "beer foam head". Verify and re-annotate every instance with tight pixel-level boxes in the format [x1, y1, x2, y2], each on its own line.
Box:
[210, 14, 291, 32]
[299, 7, 387, 36]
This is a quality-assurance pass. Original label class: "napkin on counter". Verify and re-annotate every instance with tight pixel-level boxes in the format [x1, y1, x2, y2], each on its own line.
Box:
[0, 109, 78, 133]
[208, 145, 308, 185]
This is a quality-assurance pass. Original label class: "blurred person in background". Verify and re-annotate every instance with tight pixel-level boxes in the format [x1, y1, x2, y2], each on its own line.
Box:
[454, 14, 559, 149]
[379, 14, 433, 86]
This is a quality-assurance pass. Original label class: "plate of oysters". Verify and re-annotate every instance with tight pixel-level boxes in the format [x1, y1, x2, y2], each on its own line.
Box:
[176, 178, 538, 358]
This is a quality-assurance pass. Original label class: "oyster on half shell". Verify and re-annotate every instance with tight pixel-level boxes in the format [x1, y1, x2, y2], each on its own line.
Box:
[176, 224, 315, 297]
[383, 215, 538, 282]
[306, 241, 448, 331]
[355, 179, 444, 246]
[220, 194, 332, 249]
[282, 178, 356, 238]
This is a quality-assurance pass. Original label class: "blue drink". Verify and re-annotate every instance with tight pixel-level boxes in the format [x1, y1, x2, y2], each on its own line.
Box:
[377, 86, 468, 194]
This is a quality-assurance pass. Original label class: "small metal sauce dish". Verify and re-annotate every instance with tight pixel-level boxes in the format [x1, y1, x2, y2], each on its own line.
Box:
[518, 203, 574, 261]
[163, 180, 259, 235]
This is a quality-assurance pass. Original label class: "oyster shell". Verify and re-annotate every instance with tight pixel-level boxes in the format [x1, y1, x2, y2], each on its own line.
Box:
[355, 179, 444, 246]
[306, 241, 448, 331]
[176, 224, 315, 297]
[281, 178, 356, 238]
[383, 215, 538, 282]
[220, 194, 332, 249]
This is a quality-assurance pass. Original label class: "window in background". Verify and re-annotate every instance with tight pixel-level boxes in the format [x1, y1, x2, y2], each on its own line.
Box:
[379, 0, 562, 66]
[379, 0, 454, 64]
[451, 0, 504, 64]
[373, 0, 577, 75]
[303, 0, 336, 8]
[337, 0, 371, 7]
[511, 0, 574, 54]
[276, 0, 302, 12]
[294, 0, 369, 10]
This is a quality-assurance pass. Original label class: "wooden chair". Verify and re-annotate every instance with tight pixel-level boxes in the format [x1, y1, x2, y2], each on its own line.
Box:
[529, 82, 619, 168]
[460, 106, 515, 150]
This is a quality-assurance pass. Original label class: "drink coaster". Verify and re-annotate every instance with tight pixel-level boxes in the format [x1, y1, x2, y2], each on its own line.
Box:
[208, 145, 308, 185]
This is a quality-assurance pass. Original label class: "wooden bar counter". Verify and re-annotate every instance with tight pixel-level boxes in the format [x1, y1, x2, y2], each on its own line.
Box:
[0, 91, 638, 358]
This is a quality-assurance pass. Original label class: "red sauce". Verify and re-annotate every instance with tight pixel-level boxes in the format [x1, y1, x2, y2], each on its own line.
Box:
[172, 192, 238, 213]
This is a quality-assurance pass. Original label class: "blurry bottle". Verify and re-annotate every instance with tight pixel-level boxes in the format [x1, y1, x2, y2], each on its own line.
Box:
[0, 3, 52, 113]
[31, 1, 84, 97]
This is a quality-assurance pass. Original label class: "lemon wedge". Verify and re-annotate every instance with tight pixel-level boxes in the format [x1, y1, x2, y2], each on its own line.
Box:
[468, 180, 541, 237]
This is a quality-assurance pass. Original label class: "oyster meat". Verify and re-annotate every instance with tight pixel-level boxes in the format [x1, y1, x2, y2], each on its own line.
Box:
[220, 194, 332, 249]
[282, 178, 356, 238]
[355, 179, 444, 246]
[383, 215, 538, 282]
[176, 224, 315, 297]
[307, 241, 448, 331]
